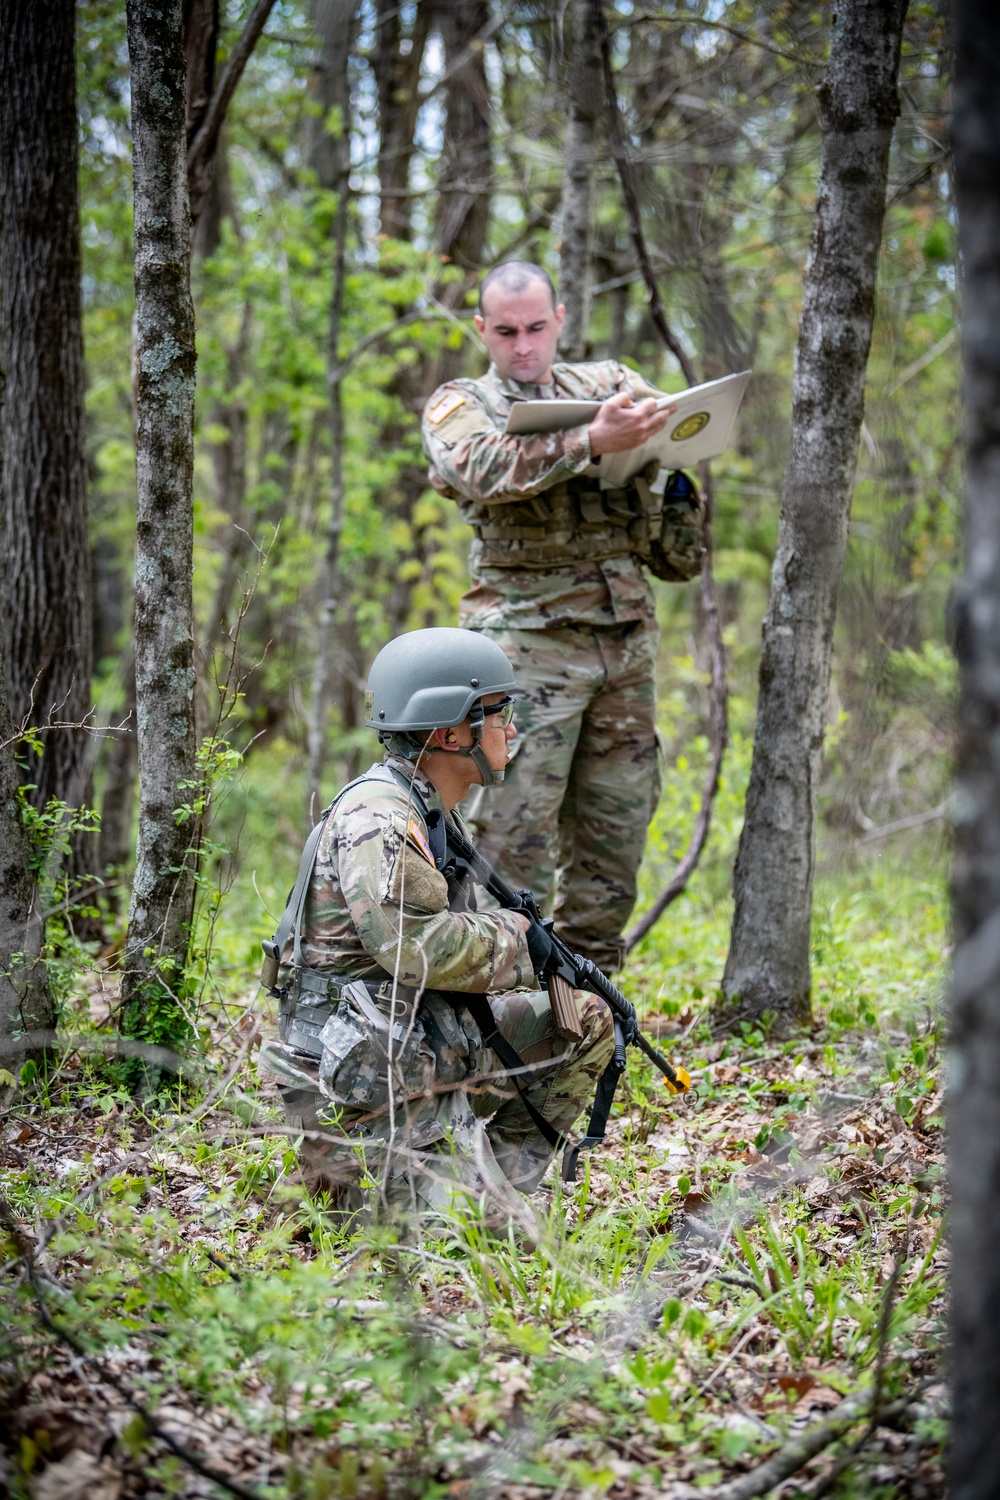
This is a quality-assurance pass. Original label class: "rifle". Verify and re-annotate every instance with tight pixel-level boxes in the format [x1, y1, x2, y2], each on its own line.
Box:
[435, 814, 691, 1181]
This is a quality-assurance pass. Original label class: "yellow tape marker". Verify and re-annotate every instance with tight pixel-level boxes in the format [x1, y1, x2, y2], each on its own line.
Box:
[664, 1065, 692, 1096]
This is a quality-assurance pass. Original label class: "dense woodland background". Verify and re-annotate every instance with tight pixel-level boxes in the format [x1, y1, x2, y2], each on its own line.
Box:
[0, 2, 968, 1496]
[68, 0, 955, 962]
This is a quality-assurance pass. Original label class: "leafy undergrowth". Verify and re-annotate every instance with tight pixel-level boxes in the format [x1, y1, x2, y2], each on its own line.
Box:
[0, 867, 948, 1500]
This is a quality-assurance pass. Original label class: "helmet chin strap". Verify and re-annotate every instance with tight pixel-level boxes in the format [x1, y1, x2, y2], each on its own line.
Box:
[454, 702, 504, 789]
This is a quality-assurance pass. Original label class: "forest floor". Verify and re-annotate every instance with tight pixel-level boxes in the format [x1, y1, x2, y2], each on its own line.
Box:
[0, 856, 948, 1500]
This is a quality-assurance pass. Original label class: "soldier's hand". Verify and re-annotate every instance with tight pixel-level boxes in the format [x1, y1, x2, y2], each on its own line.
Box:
[588, 392, 675, 456]
[525, 920, 557, 980]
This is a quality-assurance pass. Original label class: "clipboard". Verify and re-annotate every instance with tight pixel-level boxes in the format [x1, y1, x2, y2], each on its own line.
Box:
[503, 370, 752, 485]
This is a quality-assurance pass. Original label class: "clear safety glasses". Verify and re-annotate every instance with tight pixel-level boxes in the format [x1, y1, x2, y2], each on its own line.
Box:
[481, 696, 515, 727]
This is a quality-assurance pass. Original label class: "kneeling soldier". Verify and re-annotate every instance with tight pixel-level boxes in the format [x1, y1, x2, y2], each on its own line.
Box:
[258, 628, 614, 1226]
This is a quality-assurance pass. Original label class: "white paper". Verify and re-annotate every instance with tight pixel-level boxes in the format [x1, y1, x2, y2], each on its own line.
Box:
[503, 371, 752, 486]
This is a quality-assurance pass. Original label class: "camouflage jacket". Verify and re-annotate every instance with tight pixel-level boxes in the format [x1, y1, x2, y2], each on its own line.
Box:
[288, 756, 533, 995]
[423, 360, 663, 631]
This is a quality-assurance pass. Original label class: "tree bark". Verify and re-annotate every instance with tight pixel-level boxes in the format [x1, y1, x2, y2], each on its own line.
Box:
[948, 3, 1000, 1491]
[120, 0, 199, 1044]
[718, 0, 907, 1029]
[558, 0, 602, 360]
[373, 0, 430, 242]
[305, 0, 355, 825]
[0, 0, 93, 819]
[0, 363, 55, 1066]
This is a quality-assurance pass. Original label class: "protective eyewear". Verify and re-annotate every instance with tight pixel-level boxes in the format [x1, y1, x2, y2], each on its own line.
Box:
[481, 696, 515, 726]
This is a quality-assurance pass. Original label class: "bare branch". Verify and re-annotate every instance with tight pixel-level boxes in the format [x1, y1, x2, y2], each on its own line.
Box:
[187, 0, 278, 222]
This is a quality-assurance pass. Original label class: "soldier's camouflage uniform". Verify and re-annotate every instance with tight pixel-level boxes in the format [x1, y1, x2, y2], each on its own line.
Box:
[258, 755, 614, 1222]
[422, 359, 701, 972]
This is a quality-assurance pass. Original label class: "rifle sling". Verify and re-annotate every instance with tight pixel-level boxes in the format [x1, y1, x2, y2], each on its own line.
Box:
[459, 993, 568, 1158]
[560, 1053, 626, 1183]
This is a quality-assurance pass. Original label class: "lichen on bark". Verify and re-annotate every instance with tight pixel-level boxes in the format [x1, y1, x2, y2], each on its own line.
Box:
[120, 0, 199, 1063]
[719, 0, 909, 1030]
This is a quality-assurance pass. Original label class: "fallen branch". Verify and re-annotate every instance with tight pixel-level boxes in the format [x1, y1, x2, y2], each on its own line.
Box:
[591, 0, 730, 947]
[703, 1386, 906, 1500]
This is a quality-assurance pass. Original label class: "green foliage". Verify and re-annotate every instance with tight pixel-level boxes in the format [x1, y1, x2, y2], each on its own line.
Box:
[0, 827, 948, 1494]
[17, 7, 953, 1486]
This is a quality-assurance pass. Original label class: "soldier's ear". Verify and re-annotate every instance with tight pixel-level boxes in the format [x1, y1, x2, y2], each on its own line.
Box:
[554, 303, 566, 329]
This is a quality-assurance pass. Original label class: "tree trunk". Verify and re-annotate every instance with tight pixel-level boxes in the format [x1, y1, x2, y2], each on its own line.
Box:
[425, 0, 493, 393]
[0, 630, 54, 1068]
[373, 0, 430, 242]
[203, 301, 252, 653]
[186, 0, 277, 231]
[183, 0, 218, 142]
[558, 0, 602, 360]
[400, 1, 493, 633]
[435, 0, 492, 285]
[305, 0, 355, 825]
[948, 3, 1000, 1491]
[0, 0, 93, 820]
[0, 364, 54, 1066]
[120, 0, 199, 1049]
[718, 0, 908, 1029]
[97, 648, 137, 913]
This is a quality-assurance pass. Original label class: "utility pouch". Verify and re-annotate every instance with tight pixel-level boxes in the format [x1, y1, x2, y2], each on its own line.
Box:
[280, 967, 348, 1058]
[645, 469, 705, 583]
[318, 980, 433, 1111]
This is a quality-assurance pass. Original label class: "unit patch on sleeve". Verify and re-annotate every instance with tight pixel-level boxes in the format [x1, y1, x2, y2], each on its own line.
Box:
[427, 391, 466, 425]
[406, 818, 436, 866]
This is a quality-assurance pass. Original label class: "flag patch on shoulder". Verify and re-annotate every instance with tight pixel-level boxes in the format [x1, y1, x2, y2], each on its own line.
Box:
[428, 392, 465, 424]
[407, 819, 435, 865]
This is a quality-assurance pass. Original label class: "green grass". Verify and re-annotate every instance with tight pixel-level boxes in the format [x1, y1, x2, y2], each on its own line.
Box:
[0, 648, 951, 1496]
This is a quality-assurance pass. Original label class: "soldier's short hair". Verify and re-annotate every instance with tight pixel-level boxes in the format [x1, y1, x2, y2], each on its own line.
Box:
[478, 262, 557, 315]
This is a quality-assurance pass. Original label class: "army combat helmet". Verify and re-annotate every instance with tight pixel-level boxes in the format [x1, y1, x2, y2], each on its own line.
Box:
[365, 627, 516, 788]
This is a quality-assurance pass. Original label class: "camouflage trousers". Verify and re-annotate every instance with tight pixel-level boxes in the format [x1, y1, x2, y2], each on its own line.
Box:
[258, 986, 614, 1226]
[462, 620, 662, 972]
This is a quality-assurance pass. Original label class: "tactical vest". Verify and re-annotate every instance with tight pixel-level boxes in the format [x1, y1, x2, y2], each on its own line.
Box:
[460, 470, 660, 570]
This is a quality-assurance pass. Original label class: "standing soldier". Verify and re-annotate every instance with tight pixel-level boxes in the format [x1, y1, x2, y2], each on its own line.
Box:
[421, 261, 701, 972]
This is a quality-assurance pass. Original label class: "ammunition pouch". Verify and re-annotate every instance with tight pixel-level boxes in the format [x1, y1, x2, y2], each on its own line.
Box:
[277, 967, 418, 1062]
[466, 466, 704, 582]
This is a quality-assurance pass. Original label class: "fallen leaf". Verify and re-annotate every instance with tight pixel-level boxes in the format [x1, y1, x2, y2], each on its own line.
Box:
[776, 1373, 816, 1400]
[33, 1450, 123, 1500]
